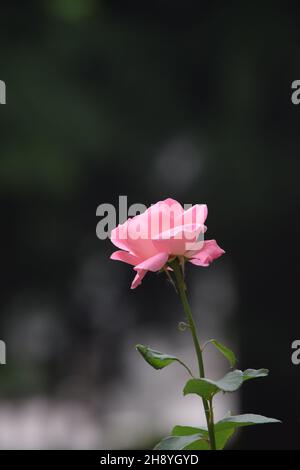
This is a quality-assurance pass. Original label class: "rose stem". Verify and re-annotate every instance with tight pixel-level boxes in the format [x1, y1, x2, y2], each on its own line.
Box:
[171, 258, 216, 450]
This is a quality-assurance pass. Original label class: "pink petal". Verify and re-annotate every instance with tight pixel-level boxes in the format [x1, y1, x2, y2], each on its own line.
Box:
[131, 269, 147, 289]
[181, 204, 208, 226]
[134, 252, 169, 272]
[125, 217, 158, 258]
[111, 215, 157, 259]
[110, 198, 185, 260]
[162, 198, 184, 226]
[153, 224, 206, 256]
[129, 198, 183, 238]
[110, 250, 143, 266]
[188, 239, 225, 267]
[163, 198, 183, 209]
[113, 199, 183, 259]
[110, 221, 132, 251]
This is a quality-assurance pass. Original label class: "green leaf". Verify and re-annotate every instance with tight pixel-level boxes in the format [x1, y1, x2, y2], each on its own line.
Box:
[183, 370, 244, 400]
[135, 345, 192, 375]
[183, 430, 234, 450]
[215, 428, 235, 449]
[184, 439, 210, 450]
[210, 340, 237, 368]
[135, 344, 176, 369]
[172, 425, 208, 437]
[171, 426, 211, 450]
[212, 370, 244, 392]
[215, 413, 281, 432]
[183, 378, 219, 400]
[183, 368, 269, 400]
[170, 413, 279, 450]
[154, 433, 205, 450]
[242, 369, 269, 381]
[172, 424, 234, 450]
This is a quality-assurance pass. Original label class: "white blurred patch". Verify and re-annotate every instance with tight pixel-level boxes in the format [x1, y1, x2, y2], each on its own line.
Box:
[0, 400, 100, 449]
[152, 138, 203, 193]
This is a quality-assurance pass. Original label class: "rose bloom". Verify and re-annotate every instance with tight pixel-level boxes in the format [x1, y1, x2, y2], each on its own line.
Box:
[110, 198, 224, 289]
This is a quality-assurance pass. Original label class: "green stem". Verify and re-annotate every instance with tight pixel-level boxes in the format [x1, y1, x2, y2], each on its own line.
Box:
[177, 360, 195, 378]
[171, 259, 216, 450]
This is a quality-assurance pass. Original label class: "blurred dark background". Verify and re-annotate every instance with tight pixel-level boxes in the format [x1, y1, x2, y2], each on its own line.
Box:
[0, 0, 299, 449]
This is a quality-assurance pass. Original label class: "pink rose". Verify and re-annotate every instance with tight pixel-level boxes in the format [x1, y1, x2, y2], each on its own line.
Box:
[110, 198, 225, 289]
